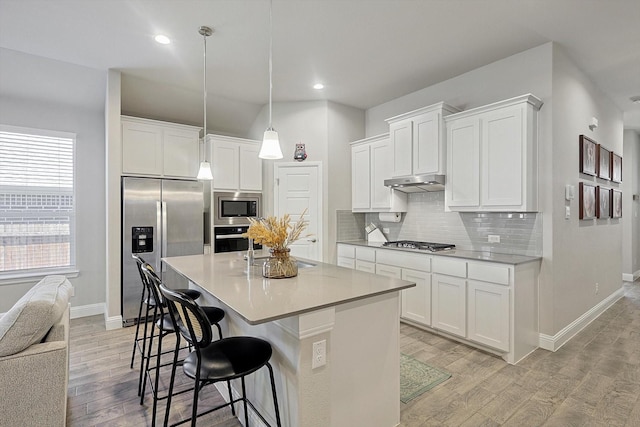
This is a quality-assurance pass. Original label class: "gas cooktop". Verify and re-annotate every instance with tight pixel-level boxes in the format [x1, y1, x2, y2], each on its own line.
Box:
[382, 240, 455, 252]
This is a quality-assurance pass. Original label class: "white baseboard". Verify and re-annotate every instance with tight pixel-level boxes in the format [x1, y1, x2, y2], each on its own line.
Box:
[70, 303, 104, 319]
[104, 313, 123, 330]
[539, 287, 624, 352]
[622, 270, 640, 282]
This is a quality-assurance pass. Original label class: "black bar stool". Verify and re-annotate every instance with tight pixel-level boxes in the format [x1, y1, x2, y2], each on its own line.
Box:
[160, 284, 282, 427]
[130, 255, 202, 396]
[139, 262, 225, 427]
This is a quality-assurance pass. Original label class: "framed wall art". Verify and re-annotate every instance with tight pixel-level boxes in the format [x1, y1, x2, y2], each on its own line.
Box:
[611, 190, 622, 218]
[598, 145, 611, 180]
[579, 182, 597, 220]
[611, 152, 622, 183]
[579, 135, 597, 176]
[597, 187, 610, 219]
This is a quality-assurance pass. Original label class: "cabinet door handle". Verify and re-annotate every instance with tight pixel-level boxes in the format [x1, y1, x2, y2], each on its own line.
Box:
[307, 238, 317, 243]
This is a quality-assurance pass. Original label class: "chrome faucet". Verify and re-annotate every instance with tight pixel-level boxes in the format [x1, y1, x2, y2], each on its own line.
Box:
[247, 238, 255, 266]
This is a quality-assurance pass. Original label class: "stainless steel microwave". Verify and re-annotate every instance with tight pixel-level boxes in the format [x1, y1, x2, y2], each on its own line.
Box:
[213, 192, 262, 226]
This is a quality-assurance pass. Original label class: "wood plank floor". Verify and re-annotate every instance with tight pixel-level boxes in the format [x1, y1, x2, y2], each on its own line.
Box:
[68, 280, 639, 426]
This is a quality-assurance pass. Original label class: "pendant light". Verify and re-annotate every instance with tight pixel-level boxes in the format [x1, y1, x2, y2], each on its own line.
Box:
[196, 25, 214, 180]
[258, 0, 283, 159]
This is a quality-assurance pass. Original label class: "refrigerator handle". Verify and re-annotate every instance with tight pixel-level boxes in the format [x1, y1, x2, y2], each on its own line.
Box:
[155, 201, 162, 273]
[161, 201, 168, 272]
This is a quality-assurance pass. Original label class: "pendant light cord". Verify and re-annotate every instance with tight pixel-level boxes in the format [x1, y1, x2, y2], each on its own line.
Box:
[203, 31, 208, 137]
[268, 0, 273, 129]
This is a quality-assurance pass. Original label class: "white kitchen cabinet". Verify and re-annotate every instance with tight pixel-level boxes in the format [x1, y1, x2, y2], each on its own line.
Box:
[209, 134, 262, 192]
[376, 249, 432, 326]
[121, 116, 200, 178]
[444, 94, 543, 212]
[401, 269, 431, 326]
[336, 244, 356, 269]
[432, 274, 467, 338]
[467, 280, 510, 352]
[385, 102, 459, 178]
[351, 134, 407, 213]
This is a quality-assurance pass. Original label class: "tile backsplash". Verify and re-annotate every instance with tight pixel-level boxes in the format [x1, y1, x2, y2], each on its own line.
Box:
[337, 192, 542, 257]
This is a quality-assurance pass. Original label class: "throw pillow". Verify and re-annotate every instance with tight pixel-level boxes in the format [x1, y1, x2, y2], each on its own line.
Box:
[0, 275, 73, 357]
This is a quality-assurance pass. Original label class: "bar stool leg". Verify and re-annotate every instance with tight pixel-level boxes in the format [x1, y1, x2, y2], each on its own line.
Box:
[267, 362, 282, 427]
[130, 284, 147, 369]
[241, 377, 249, 427]
[227, 380, 235, 416]
[163, 334, 181, 427]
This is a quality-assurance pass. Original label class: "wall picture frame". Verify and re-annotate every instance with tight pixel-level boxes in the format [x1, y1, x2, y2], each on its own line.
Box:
[579, 135, 597, 176]
[597, 186, 610, 219]
[611, 189, 622, 218]
[579, 182, 597, 220]
[611, 152, 622, 183]
[598, 145, 611, 180]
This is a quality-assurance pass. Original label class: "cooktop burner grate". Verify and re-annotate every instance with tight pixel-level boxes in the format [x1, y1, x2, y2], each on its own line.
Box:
[382, 240, 456, 252]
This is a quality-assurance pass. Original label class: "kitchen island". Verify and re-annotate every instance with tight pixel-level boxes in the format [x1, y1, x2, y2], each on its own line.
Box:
[163, 251, 415, 427]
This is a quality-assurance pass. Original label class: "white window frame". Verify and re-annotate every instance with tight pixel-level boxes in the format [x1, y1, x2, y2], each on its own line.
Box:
[0, 124, 79, 284]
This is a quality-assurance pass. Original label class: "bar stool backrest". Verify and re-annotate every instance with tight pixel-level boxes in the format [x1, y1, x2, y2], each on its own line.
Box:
[159, 283, 211, 349]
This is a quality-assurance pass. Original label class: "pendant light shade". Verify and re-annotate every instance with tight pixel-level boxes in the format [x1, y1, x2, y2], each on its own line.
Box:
[196, 25, 214, 180]
[259, 0, 283, 160]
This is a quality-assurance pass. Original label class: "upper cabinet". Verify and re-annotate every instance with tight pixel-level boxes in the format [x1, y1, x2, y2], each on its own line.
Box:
[208, 134, 262, 192]
[385, 102, 460, 178]
[351, 134, 407, 213]
[121, 116, 201, 178]
[444, 94, 543, 212]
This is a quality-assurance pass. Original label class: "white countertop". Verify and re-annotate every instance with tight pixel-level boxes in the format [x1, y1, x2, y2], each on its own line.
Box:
[339, 240, 541, 265]
[162, 251, 415, 325]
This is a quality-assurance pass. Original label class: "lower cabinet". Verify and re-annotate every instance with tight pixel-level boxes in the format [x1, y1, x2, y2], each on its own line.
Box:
[431, 274, 466, 338]
[336, 243, 539, 364]
[467, 280, 510, 352]
[401, 269, 431, 326]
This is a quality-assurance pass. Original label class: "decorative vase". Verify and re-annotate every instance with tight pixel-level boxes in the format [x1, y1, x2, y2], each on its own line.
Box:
[262, 247, 298, 279]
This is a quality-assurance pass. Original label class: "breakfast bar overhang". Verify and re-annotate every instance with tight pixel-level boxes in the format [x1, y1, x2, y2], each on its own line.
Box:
[163, 251, 415, 427]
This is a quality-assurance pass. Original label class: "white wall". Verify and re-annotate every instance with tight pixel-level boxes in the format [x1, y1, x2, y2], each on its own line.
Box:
[622, 130, 640, 279]
[250, 100, 364, 262]
[549, 45, 623, 334]
[364, 42, 626, 338]
[0, 50, 107, 312]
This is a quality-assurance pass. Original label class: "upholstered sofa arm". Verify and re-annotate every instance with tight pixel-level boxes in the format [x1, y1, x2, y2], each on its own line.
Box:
[0, 306, 70, 427]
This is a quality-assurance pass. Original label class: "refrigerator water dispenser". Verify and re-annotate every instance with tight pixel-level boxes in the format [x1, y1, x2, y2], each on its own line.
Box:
[132, 226, 153, 253]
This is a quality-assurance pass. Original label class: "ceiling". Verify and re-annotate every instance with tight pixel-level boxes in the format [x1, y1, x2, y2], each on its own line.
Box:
[1, 0, 639, 134]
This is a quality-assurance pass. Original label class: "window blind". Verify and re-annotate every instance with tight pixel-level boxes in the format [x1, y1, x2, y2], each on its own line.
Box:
[0, 125, 76, 274]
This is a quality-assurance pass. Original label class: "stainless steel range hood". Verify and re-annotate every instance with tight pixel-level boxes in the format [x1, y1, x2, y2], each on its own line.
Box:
[384, 174, 445, 193]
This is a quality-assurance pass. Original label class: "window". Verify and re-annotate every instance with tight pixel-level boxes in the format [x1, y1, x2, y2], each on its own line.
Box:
[0, 125, 76, 277]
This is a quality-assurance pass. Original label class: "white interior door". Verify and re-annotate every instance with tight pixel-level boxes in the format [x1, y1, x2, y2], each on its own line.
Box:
[274, 162, 322, 261]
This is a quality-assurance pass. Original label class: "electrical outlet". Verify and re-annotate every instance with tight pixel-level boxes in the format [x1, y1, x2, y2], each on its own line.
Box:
[595, 283, 599, 294]
[312, 340, 326, 369]
[488, 235, 500, 243]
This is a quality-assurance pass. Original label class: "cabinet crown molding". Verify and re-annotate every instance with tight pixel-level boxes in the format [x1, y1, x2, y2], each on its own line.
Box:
[121, 115, 202, 132]
[384, 102, 460, 124]
[205, 133, 260, 145]
[444, 94, 543, 122]
[350, 133, 389, 146]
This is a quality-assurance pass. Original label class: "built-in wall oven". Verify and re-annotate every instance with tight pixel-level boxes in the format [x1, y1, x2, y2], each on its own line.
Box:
[213, 192, 262, 253]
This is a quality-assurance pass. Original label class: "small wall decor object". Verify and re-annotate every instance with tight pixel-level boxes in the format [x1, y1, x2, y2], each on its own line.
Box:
[597, 186, 610, 219]
[579, 135, 597, 176]
[611, 190, 622, 218]
[579, 182, 597, 220]
[611, 152, 622, 183]
[293, 143, 307, 162]
[598, 145, 611, 180]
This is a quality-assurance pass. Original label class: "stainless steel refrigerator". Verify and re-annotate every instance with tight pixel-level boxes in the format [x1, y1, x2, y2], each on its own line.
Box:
[121, 177, 204, 326]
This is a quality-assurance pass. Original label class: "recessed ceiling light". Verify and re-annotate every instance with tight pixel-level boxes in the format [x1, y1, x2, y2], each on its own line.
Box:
[631, 95, 640, 104]
[154, 34, 171, 45]
[313, 83, 324, 90]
